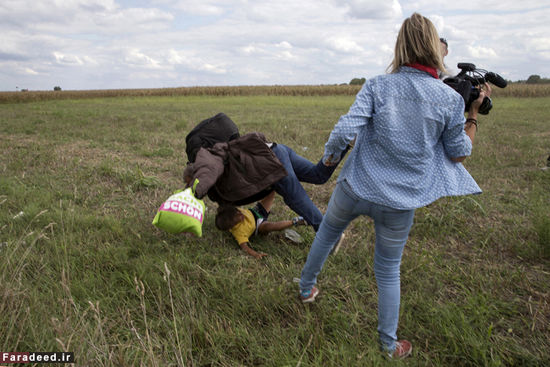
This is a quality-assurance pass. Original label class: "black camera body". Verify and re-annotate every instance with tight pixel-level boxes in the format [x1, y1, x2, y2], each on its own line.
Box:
[443, 63, 507, 115]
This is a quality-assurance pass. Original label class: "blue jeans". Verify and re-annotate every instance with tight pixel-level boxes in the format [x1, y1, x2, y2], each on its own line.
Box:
[300, 180, 415, 351]
[271, 144, 339, 231]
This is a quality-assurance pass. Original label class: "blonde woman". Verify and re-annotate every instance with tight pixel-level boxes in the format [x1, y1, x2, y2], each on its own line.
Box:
[298, 13, 491, 359]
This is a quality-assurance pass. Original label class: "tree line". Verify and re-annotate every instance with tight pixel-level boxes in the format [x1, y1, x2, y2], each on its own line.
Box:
[524, 75, 550, 84]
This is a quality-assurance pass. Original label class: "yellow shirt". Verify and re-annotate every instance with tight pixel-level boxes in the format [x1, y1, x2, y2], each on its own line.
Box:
[229, 208, 256, 245]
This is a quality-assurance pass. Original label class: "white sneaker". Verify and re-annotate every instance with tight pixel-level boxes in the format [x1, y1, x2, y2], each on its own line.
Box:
[284, 229, 303, 243]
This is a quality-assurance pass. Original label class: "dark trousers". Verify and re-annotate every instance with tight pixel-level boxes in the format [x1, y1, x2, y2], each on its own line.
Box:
[271, 144, 339, 231]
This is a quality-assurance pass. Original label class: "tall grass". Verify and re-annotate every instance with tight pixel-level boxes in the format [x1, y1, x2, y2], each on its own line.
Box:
[0, 94, 549, 366]
[1, 83, 548, 104]
[0, 85, 362, 104]
[491, 83, 550, 97]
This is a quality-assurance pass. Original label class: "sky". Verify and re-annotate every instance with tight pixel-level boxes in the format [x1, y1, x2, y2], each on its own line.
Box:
[1, 0, 549, 91]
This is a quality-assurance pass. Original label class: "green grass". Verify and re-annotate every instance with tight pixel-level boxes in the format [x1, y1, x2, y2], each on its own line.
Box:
[1, 95, 549, 366]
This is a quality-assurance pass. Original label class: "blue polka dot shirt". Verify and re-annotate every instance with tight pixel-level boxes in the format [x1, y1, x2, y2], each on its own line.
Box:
[324, 66, 481, 210]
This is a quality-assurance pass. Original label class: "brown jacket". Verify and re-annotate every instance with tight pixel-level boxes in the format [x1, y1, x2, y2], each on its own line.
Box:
[192, 132, 287, 204]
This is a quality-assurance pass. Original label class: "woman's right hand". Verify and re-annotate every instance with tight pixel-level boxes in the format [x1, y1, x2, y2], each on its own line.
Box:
[469, 83, 492, 115]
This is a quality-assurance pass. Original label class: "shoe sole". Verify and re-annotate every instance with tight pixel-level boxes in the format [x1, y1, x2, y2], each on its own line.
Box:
[395, 346, 412, 359]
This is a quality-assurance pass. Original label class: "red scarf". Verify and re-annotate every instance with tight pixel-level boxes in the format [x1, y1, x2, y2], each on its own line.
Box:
[406, 63, 439, 79]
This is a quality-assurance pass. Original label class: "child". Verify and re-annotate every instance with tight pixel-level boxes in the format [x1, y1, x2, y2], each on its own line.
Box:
[215, 191, 305, 259]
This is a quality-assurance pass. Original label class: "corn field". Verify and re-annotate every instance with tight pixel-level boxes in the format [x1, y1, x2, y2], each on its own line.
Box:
[1, 83, 548, 103]
[0, 85, 359, 103]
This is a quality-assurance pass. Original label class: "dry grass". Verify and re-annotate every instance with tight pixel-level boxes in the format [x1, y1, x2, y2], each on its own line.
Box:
[1, 93, 549, 366]
[0, 85, 362, 103]
[492, 83, 550, 97]
[1, 83, 549, 104]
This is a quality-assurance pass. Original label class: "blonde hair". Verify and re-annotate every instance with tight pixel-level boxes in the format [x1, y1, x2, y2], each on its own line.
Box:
[388, 13, 445, 74]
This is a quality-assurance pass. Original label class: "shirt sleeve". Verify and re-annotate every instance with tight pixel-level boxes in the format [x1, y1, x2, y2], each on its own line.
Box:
[441, 97, 472, 159]
[323, 82, 373, 164]
[193, 147, 226, 199]
[230, 224, 249, 245]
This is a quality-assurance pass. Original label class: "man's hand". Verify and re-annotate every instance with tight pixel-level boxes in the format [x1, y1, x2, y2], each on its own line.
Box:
[323, 154, 339, 167]
[252, 251, 268, 260]
[240, 242, 268, 259]
[323, 137, 356, 166]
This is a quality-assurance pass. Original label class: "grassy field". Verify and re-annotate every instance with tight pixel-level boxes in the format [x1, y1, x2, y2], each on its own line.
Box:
[1, 93, 549, 366]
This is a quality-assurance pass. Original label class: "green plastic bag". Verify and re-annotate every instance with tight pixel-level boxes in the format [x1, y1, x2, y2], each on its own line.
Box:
[152, 179, 205, 236]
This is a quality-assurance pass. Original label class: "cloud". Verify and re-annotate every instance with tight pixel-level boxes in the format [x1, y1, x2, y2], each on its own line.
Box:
[326, 37, 364, 53]
[171, 0, 227, 16]
[94, 8, 174, 31]
[0, 0, 173, 35]
[465, 45, 498, 59]
[53, 52, 84, 65]
[199, 63, 227, 74]
[401, 0, 546, 12]
[528, 37, 550, 60]
[239, 41, 296, 62]
[164, 49, 227, 75]
[0, 0, 548, 90]
[24, 67, 40, 75]
[124, 49, 161, 68]
[333, 0, 402, 19]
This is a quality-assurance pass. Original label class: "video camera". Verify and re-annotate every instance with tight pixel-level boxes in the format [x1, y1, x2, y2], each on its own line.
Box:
[443, 63, 507, 115]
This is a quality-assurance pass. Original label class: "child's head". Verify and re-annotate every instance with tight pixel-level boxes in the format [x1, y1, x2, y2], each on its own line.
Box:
[215, 205, 244, 231]
[183, 163, 194, 186]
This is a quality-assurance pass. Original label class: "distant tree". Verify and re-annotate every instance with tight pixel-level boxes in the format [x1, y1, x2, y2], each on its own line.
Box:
[54, 86, 62, 91]
[526, 75, 541, 84]
[349, 77, 366, 85]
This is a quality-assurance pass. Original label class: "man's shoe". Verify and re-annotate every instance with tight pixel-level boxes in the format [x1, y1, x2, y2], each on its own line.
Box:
[292, 216, 306, 226]
[300, 286, 319, 303]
